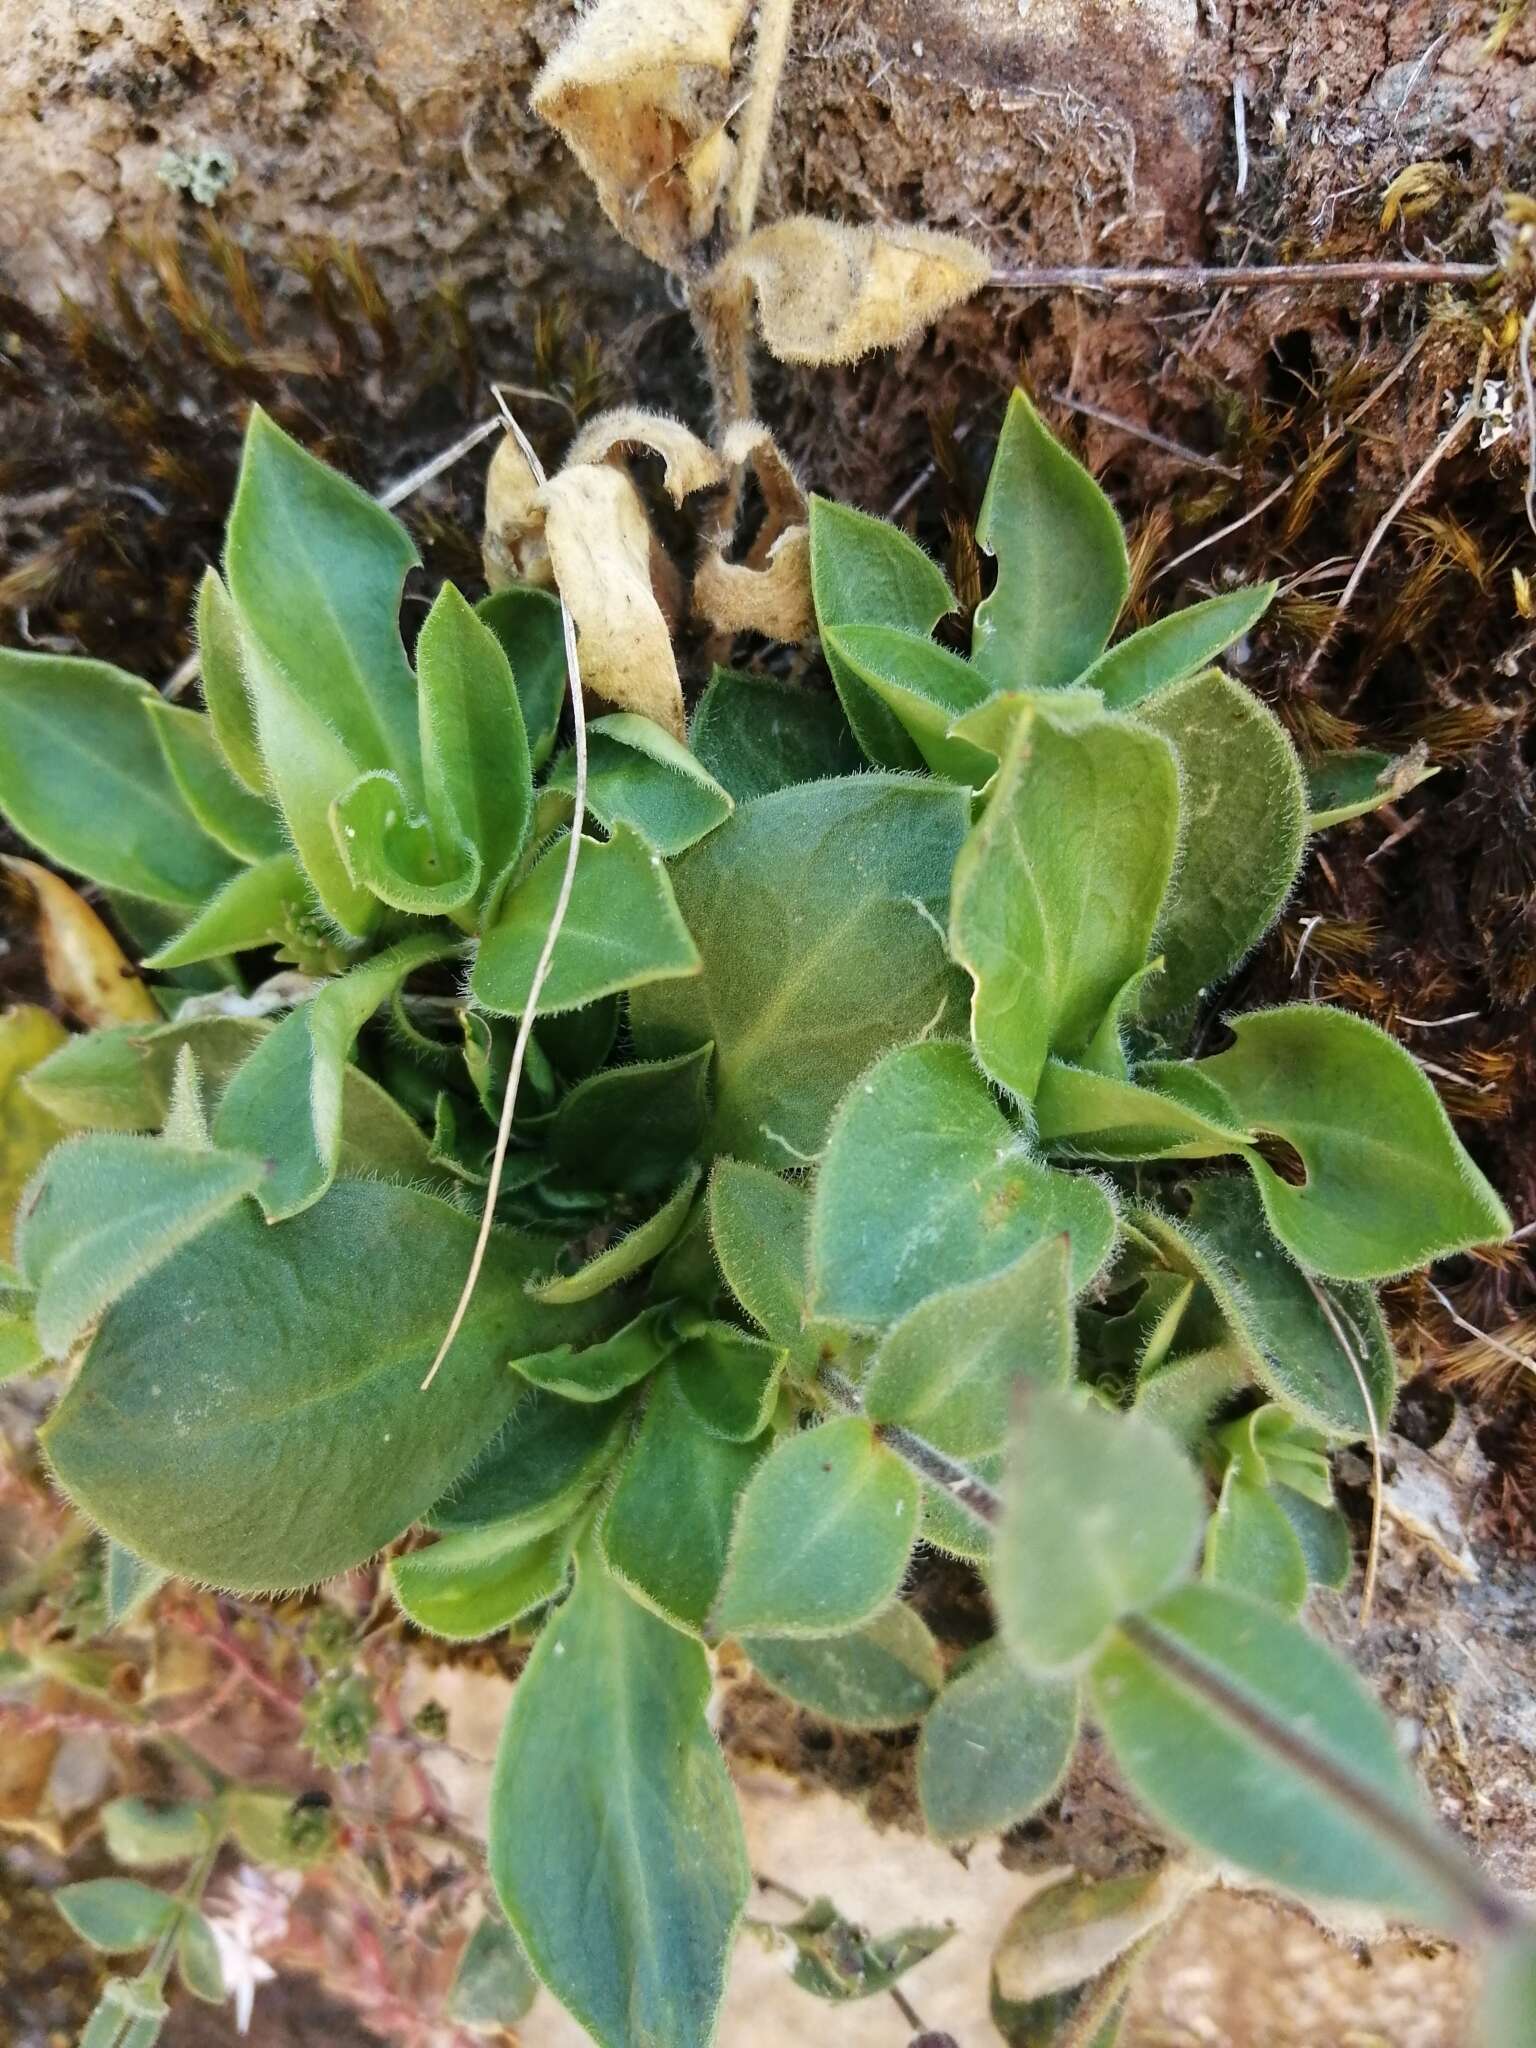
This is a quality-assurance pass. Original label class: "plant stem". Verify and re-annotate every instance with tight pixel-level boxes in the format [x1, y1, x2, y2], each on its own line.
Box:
[990, 259, 1494, 294]
[818, 1368, 1000, 1529]
[729, 0, 796, 243]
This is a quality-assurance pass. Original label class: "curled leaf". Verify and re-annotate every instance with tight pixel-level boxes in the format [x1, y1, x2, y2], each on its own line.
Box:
[694, 525, 815, 641]
[3, 858, 158, 1027]
[530, 0, 749, 268]
[564, 407, 725, 503]
[483, 431, 554, 593]
[720, 217, 990, 366]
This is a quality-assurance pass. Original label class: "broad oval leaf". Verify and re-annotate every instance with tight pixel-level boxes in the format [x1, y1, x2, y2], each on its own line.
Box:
[490, 1548, 748, 2048]
[547, 713, 733, 856]
[549, 1044, 713, 1195]
[715, 1416, 918, 1639]
[707, 1157, 807, 1345]
[0, 650, 238, 909]
[808, 496, 954, 767]
[43, 1181, 605, 1592]
[1133, 668, 1306, 1021]
[1078, 584, 1277, 711]
[951, 700, 1179, 1099]
[1195, 1006, 1510, 1279]
[100, 1797, 209, 1870]
[821, 625, 995, 784]
[809, 1042, 1117, 1327]
[630, 776, 970, 1169]
[862, 1233, 1074, 1456]
[176, 1911, 226, 2004]
[690, 667, 861, 802]
[917, 1640, 1080, 1842]
[995, 1389, 1204, 1673]
[971, 390, 1129, 690]
[1091, 1584, 1471, 1923]
[55, 1878, 177, 1953]
[1203, 1470, 1309, 1614]
[473, 825, 701, 1017]
[390, 1521, 573, 1641]
[143, 698, 286, 865]
[743, 1602, 942, 1729]
[416, 581, 533, 901]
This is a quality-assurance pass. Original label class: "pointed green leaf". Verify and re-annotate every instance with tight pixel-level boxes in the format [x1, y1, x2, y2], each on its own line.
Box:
[600, 1366, 763, 1633]
[144, 854, 311, 971]
[473, 824, 700, 1017]
[707, 1158, 808, 1345]
[715, 1417, 918, 1638]
[951, 701, 1179, 1098]
[1195, 1006, 1510, 1279]
[1034, 1057, 1252, 1162]
[476, 584, 567, 772]
[515, 1304, 679, 1403]
[143, 699, 286, 864]
[104, 1544, 171, 1627]
[809, 496, 955, 767]
[100, 1797, 210, 1869]
[332, 768, 480, 914]
[0, 650, 238, 908]
[690, 668, 861, 801]
[917, 1640, 1080, 1842]
[971, 390, 1129, 689]
[429, 1388, 631, 1537]
[450, 1911, 539, 2029]
[17, 1133, 263, 1356]
[672, 1319, 784, 1440]
[821, 625, 996, 784]
[631, 776, 970, 1169]
[1092, 1585, 1469, 1922]
[490, 1549, 748, 2048]
[809, 1043, 1117, 1327]
[548, 713, 733, 856]
[862, 1233, 1074, 1456]
[195, 566, 265, 795]
[55, 1879, 177, 1953]
[549, 1044, 713, 1195]
[743, 1602, 941, 1728]
[527, 1167, 700, 1304]
[1133, 669, 1306, 1020]
[417, 581, 533, 901]
[390, 1520, 573, 1641]
[995, 1389, 1203, 1672]
[214, 935, 454, 1221]
[1306, 747, 1437, 831]
[1078, 585, 1277, 710]
[43, 1182, 605, 1592]
[1203, 1471, 1309, 1614]
[176, 1912, 226, 2003]
[1275, 1484, 1352, 1590]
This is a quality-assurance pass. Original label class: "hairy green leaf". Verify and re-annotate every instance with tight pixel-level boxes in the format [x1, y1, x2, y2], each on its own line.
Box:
[821, 625, 995, 784]
[44, 1182, 603, 1592]
[0, 651, 238, 908]
[473, 825, 700, 1017]
[332, 770, 480, 914]
[428, 1389, 631, 1539]
[971, 390, 1129, 689]
[743, 1602, 942, 1728]
[527, 1167, 700, 1304]
[862, 1233, 1073, 1456]
[549, 1044, 713, 1195]
[390, 1521, 573, 1641]
[490, 1548, 748, 2048]
[917, 1640, 1080, 1842]
[951, 700, 1179, 1097]
[515, 1305, 679, 1403]
[1079, 586, 1277, 710]
[417, 581, 533, 903]
[707, 1157, 807, 1344]
[689, 668, 861, 802]
[475, 584, 566, 772]
[1034, 1057, 1252, 1162]
[1134, 668, 1306, 1020]
[194, 567, 265, 796]
[1306, 747, 1437, 831]
[672, 1319, 784, 1441]
[809, 496, 954, 767]
[1195, 1006, 1510, 1279]
[104, 1543, 170, 1627]
[18, 1133, 264, 1356]
[809, 1042, 1117, 1327]
[143, 698, 285, 867]
[715, 1417, 918, 1638]
[1203, 1471, 1309, 1614]
[995, 1389, 1204, 1672]
[631, 776, 969, 1169]
[144, 854, 311, 971]
[548, 713, 733, 856]
[55, 1880, 177, 1953]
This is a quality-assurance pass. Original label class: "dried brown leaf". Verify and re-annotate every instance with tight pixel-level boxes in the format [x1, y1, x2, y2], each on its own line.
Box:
[720, 417, 807, 553]
[694, 523, 814, 641]
[565, 406, 725, 502]
[717, 216, 991, 366]
[3, 857, 159, 1026]
[483, 430, 554, 592]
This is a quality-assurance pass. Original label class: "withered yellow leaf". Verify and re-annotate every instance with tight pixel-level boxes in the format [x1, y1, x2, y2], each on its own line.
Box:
[483, 430, 554, 592]
[695, 523, 814, 642]
[565, 406, 725, 503]
[720, 418, 807, 541]
[3, 858, 158, 1028]
[540, 464, 688, 739]
[531, 0, 750, 269]
[720, 216, 991, 365]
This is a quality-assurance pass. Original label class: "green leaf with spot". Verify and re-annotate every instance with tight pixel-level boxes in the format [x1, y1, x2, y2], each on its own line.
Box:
[1306, 747, 1437, 831]
[809, 496, 954, 767]
[809, 1042, 1117, 1327]
[862, 1233, 1074, 1456]
[43, 1181, 604, 1592]
[416, 581, 533, 905]
[143, 698, 285, 865]
[473, 825, 700, 1017]
[475, 584, 567, 773]
[490, 1546, 748, 2048]
[600, 1365, 763, 1634]
[144, 854, 312, 971]
[1078, 585, 1277, 710]
[390, 1520, 573, 1641]
[527, 1167, 701, 1304]
[715, 1417, 918, 1638]
[951, 700, 1179, 1098]
[332, 769, 480, 915]
[1133, 668, 1306, 1021]
[917, 1640, 1080, 1842]
[548, 1044, 713, 1195]
[195, 567, 265, 795]
[0, 650, 238, 909]
[742, 1602, 942, 1728]
[548, 713, 733, 856]
[689, 668, 861, 801]
[1194, 1006, 1510, 1279]
[995, 1389, 1203, 1673]
[631, 776, 969, 1169]
[821, 625, 995, 784]
[971, 390, 1129, 690]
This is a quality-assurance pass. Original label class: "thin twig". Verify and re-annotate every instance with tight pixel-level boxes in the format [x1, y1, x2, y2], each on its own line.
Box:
[1305, 1276, 1385, 1630]
[421, 403, 589, 1391]
[1519, 295, 1536, 539]
[819, 1367, 1000, 1528]
[729, 0, 797, 242]
[1048, 388, 1243, 478]
[1423, 1278, 1536, 1382]
[990, 259, 1493, 294]
[1293, 341, 1492, 697]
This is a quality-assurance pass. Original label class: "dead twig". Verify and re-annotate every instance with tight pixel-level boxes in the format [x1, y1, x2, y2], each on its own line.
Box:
[1047, 388, 1242, 478]
[991, 258, 1493, 293]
